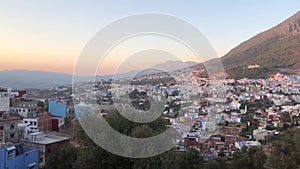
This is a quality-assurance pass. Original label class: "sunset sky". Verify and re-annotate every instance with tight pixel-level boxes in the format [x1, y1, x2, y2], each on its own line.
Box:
[0, 0, 299, 75]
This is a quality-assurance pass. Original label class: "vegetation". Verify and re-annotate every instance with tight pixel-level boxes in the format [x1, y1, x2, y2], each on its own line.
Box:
[222, 24, 300, 79]
[231, 147, 267, 169]
[239, 124, 258, 138]
[226, 67, 277, 79]
[46, 144, 78, 169]
[269, 129, 300, 169]
[48, 110, 271, 169]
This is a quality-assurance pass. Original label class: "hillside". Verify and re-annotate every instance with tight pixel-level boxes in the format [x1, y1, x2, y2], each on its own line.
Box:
[0, 61, 198, 89]
[222, 11, 300, 79]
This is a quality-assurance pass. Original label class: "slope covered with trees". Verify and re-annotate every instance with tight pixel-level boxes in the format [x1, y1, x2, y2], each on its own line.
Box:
[46, 110, 267, 169]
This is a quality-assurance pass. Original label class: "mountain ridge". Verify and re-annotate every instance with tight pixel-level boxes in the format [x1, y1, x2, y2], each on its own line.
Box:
[0, 61, 198, 89]
[224, 11, 300, 59]
[221, 11, 300, 79]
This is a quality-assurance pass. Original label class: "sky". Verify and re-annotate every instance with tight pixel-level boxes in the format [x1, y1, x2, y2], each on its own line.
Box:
[0, 0, 299, 75]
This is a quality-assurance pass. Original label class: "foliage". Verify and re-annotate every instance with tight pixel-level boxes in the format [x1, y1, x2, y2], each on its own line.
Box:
[269, 129, 300, 169]
[223, 34, 300, 79]
[49, 110, 270, 169]
[203, 158, 227, 169]
[46, 144, 78, 169]
[239, 125, 258, 138]
[231, 147, 267, 169]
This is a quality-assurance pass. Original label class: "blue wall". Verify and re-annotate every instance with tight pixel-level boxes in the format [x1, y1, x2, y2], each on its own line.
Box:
[0, 144, 39, 169]
[48, 100, 67, 118]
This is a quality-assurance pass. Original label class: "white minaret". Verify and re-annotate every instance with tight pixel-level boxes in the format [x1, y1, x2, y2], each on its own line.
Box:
[243, 105, 248, 114]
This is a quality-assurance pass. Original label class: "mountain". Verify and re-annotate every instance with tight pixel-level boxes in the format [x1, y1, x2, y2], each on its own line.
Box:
[222, 11, 300, 79]
[0, 61, 198, 89]
[152, 60, 198, 72]
[97, 61, 199, 79]
[0, 70, 74, 89]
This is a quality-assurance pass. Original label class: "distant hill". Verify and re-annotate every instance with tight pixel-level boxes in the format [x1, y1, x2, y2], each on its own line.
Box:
[97, 60, 199, 79]
[152, 60, 198, 72]
[222, 11, 300, 79]
[0, 61, 198, 89]
[0, 70, 73, 89]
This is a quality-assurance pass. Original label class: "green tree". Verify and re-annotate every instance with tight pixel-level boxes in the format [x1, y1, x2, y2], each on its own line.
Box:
[270, 130, 300, 169]
[51, 109, 225, 169]
[231, 147, 267, 169]
[203, 158, 227, 169]
[46, 144, 78, 169]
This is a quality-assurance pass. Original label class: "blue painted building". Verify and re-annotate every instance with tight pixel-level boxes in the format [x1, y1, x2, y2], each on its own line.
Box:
[0, 143, 39, 169]
[48, 100, 67, 118]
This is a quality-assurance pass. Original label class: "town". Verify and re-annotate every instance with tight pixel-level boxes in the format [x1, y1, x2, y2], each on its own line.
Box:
[0, 69, 299, 168]
[1, 0, 300, 168]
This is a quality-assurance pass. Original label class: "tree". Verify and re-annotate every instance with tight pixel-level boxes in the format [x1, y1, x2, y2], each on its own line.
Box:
[177, 148, 204, 169]
[46, 144, 78, 169]
[50, 109, 235, 169]
[269, 130, 300, 169]
[37, 101, 44, 108]
[203, 158, 227, 169]
[231, 147, 267, 169]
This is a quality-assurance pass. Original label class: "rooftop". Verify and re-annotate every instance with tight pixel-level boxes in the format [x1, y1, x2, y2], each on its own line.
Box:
[23, 133, 69, 145]
[35, 135, 69, 145]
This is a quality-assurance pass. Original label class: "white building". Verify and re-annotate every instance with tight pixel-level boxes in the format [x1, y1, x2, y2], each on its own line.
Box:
[235, 141, 261, 150]
[22, 118, 39, 134]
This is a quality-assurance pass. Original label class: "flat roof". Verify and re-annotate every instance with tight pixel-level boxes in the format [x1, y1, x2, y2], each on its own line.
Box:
[23, 134, 69, 145]
[35, 136, 69, 145]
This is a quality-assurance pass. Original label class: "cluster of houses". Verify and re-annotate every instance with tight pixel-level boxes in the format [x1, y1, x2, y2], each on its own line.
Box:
[72, 72, 300, 159]
[172, 73, 300, 158]
[0, 88, 70, 168]
[0, 70, 297, 168]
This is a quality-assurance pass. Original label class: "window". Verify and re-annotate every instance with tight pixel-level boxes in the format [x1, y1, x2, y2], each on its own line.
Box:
[10, 133, 15, 138]
[10, 124, 15, 129]
[8, 150, 14, 159]
[23, 109, 25, 112]
[33, 122, 37, 126]
[48, 149, 51, 153]
[0, 126, 3, 130]
[24, 121, 28, 124]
